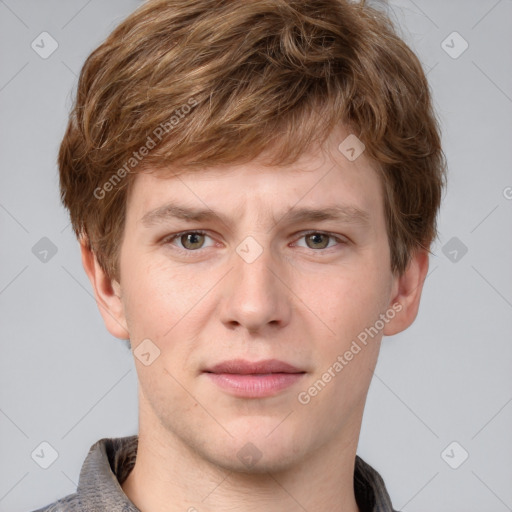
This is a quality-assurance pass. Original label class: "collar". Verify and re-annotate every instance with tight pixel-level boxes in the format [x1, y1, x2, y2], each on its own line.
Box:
[77, 435, 397, 512]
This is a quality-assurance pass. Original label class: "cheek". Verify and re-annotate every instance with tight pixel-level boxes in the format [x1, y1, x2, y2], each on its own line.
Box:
[120, 255, 195, 339]
[297, 265, 389, 339]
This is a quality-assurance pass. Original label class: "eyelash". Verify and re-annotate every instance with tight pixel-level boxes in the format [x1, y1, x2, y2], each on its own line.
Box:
[161, 230, 347, 256]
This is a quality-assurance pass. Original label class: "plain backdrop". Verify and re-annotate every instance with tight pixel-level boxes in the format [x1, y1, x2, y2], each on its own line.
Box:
[1, 1, 511, 511]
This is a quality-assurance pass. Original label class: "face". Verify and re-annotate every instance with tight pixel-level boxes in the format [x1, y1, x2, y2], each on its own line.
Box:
[86, 126, 427, 474]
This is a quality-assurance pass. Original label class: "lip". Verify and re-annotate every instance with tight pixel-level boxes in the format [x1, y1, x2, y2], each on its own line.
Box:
[203, 359, 306, 398]
[206, 358, 303, 375]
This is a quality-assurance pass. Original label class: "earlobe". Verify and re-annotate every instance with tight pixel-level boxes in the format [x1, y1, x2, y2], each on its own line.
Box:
[80, 239, 130, 340]
[383, 249, 430, 337]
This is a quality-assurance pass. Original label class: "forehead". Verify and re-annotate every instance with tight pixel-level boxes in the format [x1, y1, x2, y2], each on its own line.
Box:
[126, 128, 384, 226]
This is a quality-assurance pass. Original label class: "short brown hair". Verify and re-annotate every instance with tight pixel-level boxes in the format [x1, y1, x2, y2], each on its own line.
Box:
[59, 0, 446, 282]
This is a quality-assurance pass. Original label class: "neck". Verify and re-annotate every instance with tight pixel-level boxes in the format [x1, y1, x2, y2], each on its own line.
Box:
[122, 394, 361, 512]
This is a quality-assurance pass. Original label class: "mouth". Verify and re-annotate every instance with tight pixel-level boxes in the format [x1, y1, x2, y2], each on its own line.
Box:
[203, 359, 306, 398]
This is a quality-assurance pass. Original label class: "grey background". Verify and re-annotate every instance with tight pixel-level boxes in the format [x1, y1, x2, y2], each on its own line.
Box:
[1, 1, 511, 511]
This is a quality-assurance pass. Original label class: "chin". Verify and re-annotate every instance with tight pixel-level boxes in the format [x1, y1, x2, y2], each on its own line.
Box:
[211, 446, 303, 475]
[204, 423, 307, 475]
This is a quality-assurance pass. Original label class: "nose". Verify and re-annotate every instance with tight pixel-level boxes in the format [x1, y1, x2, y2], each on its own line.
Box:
[218, 238, 292, 333]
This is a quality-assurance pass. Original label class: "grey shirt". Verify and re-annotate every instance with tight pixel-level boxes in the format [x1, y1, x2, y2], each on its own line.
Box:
[31, 435, 399, 512]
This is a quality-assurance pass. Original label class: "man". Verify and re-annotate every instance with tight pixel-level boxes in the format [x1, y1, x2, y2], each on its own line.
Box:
[33, 0, 445, 510]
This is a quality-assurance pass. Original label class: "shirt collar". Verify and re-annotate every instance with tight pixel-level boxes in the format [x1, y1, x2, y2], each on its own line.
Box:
[77, 435, 397, 512]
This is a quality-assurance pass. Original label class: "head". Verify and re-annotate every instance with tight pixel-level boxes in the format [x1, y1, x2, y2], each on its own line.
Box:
[60, 0, 445, 472]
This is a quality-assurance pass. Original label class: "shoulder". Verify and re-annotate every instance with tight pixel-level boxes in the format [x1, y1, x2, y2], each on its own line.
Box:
[28, 491, 80, 512]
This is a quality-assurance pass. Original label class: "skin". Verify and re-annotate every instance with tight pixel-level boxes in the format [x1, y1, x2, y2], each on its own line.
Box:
[82, 125, 429, 512]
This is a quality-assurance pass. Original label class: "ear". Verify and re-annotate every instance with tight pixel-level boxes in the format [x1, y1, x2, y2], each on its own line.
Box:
[80, 238, 130, 340]
[383, 248, 430, 336]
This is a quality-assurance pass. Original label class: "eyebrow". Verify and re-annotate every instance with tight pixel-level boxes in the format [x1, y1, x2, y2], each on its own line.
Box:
[140, 203, 370, 228]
